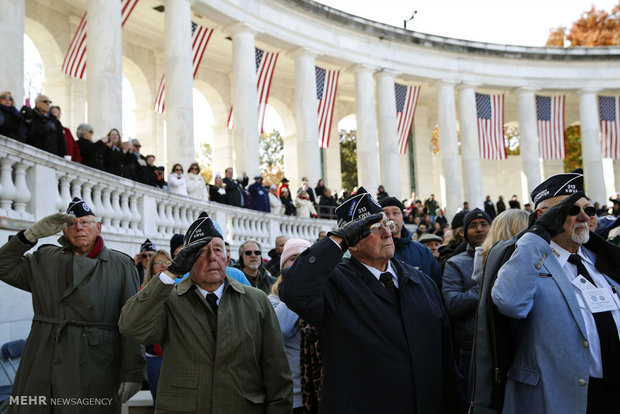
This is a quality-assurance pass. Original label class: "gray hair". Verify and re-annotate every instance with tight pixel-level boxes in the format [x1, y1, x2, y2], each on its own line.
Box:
[76, 123, 93, 139]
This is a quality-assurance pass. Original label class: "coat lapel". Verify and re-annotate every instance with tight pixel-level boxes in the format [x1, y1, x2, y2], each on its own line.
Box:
[548, 261, 588, 339]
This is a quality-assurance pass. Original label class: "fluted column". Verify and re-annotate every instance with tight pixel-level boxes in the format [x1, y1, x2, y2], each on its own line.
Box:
[229, 23, 260, 176]
[437, 81, 463, 219]
[376, 71, 401, 198]
[516, 87, 542, 193]
[294, 48, 321, 185]
[164, 0, 194, 169]
[87, 0, 122, 136]
[457, 83, 483, 209]
[0, 0, 24, 106]
[578, 88, 606, 204]
[354, 65, 380, 192]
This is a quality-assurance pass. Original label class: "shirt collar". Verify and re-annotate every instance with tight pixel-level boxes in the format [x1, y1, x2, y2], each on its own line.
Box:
[550, 241, 591, 267]
[196, 281, 225, 300]
[360, 261, 397, 283]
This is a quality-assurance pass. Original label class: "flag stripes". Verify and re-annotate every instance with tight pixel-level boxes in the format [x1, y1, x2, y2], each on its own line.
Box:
[316, 67, 340, 148]
[536, 95, 565, 159]
[475, 93, 506, 160]
[600, 96, 620, 159]
[61, 0, 139, 79]
[395, 84, 420, 154]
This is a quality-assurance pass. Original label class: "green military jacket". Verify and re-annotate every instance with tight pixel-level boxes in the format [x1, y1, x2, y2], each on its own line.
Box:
[119, 274, 292, 413]
[0, 234, 145, 413]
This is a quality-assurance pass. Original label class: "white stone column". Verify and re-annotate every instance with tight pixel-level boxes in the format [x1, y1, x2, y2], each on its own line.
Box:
[399, 153, 411, 201]
[229, 23, 260, 177]
[0, 0, 24, 106]
[375, 71, 401, 198]
[164, 0, 195, 169]
[354, 65, 380, 193]
[87, 0, 123, 136]
[457, 83, 483, 209]
[516, 87, 542, 194]
[294, 48, 321, 185]
[212, 125, 233, 177]
[282, 132, 298, 186]
[437, 81, 463, 219]
[578, 88, 606, 204]
[325, 141, 342, 194]
[614, 160, 620, 194]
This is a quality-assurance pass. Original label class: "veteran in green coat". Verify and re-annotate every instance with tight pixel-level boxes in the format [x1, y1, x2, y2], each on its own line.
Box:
[119, 212, 292, 413]
[0, 198, 145, 413]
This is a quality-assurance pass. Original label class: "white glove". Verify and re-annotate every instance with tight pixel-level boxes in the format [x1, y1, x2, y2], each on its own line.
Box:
[117, 381, 142, 403]
[24, 213, 75, 243]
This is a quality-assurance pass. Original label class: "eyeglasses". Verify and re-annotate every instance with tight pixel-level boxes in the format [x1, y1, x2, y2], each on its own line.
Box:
[153, 260, 172, 266]
[88, 130, 94, 133]
[66, 220, 96, 230]
[141, 252, 155, 259]
[369, 219, 396, 234]
[568, 205, 597, 217]
[244, 250, 262, 256]
[42, 100, 52, 104]
[468, 221, 490, 230]
[0, 95, 13, 101]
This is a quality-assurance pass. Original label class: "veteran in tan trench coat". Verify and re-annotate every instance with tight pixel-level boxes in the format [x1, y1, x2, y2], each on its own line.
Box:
[119, 212, 292, 413]
[0, 198, 145, 413]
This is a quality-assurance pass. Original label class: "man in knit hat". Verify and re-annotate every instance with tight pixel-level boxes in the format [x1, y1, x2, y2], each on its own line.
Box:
[280, 187, 460, 413]
[0, 197, 145, 412]
[134, 238, 157, 284]
[442, 208, 491, 391]
[119, 212, 292, 412]
[379, 196, 442, 288]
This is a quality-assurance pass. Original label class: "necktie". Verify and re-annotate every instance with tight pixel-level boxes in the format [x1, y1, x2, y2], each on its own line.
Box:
[379, 272, 399, 302]
[568, 254, 620, 382]
[206, 292, 218, 314]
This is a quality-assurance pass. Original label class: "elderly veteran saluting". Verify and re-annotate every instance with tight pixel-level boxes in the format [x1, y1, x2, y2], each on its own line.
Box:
[0, 197, 144, 413]
[491, 169, 620, 414]
[119, 212, 292, 413]
[280, 187, 460, 413]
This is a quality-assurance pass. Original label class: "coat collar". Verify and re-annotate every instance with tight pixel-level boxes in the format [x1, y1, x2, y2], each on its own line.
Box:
[57, 235, 111, 261]
[176, 275, 246, 296]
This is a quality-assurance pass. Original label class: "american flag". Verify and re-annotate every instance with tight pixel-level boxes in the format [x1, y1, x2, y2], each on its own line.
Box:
[394, 83, 420, 154]
[227, 47, 279, 132]
[536, 95, 565, 159]
[153, 23, 214, 113]
[61, 0, 139, 79]
[475, 93, 506, 160]
[599, 96, 620, 159]
[316, 67, 339, 148]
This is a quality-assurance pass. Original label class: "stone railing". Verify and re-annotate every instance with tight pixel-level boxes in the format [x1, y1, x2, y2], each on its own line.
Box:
[0, 135, 336, 256]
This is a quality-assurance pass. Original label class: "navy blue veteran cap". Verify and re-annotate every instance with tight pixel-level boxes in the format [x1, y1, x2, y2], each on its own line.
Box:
[140, 239, 156, 252]
[184, 212, 223, 247]
[531, 168, 584, 208]
[335, 186, 383, 228]
[66, 197, 95, 218]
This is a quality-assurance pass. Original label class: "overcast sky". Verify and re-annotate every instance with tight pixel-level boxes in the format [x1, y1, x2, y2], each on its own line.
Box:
[315, 0, 619, 46]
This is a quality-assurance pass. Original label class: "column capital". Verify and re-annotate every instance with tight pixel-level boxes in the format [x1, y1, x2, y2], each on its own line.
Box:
[290, 47, 317, 60]
[578, 87, 601, 96]
[514, 86, 539, 95]
[374, 69, 398, 80]
[352, 63, 378, 75]
[223, 22, 257, 38]
[435, 79, 458, 88]
[456, 81, 481, 91]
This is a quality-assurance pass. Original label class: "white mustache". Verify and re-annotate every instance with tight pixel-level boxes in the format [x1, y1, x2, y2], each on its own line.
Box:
[573, 223, 588, 231]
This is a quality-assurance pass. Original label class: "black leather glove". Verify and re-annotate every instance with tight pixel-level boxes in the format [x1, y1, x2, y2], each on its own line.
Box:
[167, 239, 210, 275]
[327, 213, 383, 250]
[528, 191, 585, 243]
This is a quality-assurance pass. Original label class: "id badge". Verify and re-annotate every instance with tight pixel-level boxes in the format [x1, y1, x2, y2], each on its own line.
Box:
[571, 275, 619, 313]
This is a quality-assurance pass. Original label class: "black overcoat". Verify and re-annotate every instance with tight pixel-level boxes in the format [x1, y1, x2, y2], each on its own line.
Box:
[280, 237, 460, 413]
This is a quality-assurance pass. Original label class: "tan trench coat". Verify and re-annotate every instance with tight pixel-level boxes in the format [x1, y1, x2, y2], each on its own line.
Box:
[118, 275, 293, 413]
[0, 234, 145, 413]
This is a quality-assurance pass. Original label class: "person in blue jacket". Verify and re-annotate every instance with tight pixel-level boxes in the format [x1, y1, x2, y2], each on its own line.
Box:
[248, 174, 270, 213]
[380, 197, 443, 288]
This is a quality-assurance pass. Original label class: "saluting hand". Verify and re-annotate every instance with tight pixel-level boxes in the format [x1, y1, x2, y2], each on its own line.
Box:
[327, 213, 384, 250]
[167, 239, 210, 276]
[528, 191, 585, 243]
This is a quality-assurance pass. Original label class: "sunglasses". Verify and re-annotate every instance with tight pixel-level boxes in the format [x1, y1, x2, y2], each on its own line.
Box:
[0, 95, 13, 101]
[568, 205, 597, 217]
[42, 100, 52, 104]
[244, 250, 262, 256]
[141, 252, 155, 259]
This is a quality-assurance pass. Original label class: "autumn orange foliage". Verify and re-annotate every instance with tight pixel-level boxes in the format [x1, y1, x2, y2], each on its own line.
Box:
[546, 2, 620, 46]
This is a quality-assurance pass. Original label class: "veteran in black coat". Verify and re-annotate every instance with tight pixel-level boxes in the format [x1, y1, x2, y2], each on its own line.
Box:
[280, 187, 460, 413]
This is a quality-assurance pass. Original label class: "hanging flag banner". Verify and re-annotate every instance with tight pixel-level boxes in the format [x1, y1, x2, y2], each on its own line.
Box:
[599, 96, 620, 159]
[394, 83, 420, 155]
[536, 95, 566, 159]
[475, 92, 506, 160]
[316, 66, 339, 148]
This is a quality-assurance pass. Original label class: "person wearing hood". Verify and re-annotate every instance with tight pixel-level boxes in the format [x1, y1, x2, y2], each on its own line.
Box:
[379, 197, 442, 289]
[295, 188, 317, 218]
[442, 208, 490, 391]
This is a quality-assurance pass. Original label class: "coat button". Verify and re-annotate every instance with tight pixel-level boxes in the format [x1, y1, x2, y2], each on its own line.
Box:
[578, 379, 586, 386]
[308, 256, 316, 264]
[583, 340, 589, 348]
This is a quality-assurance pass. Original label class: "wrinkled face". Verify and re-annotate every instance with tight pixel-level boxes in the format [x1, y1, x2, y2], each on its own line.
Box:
[36, 96, 51, 114]
[466, 218, 490, 247]
[190, 238, 227, 287]
[242, 242, 262, 270]
[422, 240, 441, 259]
[275, 237, 287, 255]
[282, 254, 300, 270]
[564, 198, 592, 245]
[382, 206, 403, 237]
[151, 254, 171, 275]
[349, 215, 395, 265]
[62, 216, 101, 254]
